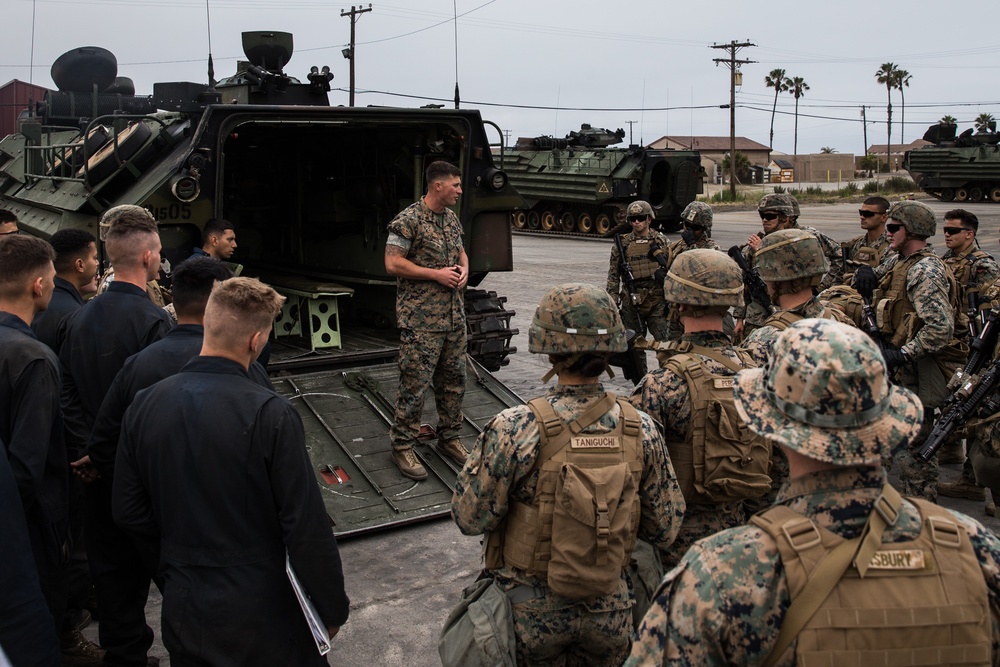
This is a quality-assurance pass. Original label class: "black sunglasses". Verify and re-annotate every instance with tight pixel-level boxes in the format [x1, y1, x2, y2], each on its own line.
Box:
[759, 212, 780, 221]
[886, 223, 904, 233]
[943, 226, 973, 235]
[627, 215, 648, 223]
[858, 209, 883, 218]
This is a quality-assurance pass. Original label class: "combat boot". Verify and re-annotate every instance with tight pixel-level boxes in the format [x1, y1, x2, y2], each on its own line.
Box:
[937, 440, 966, 465]
[937, 478, 986, 501]
[437, 439, 469, 467]
[59, 627, 104, 666]
[390, 448, 427, 481]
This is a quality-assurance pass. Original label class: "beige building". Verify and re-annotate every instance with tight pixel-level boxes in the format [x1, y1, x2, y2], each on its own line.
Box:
[648, 135, 771, 184]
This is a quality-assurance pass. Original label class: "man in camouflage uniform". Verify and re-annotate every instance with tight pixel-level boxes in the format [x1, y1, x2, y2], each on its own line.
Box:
[626, 319, 1000, 667]
[655, 202, 722, 340]
[735, 193, 842, 338]
[938, 209, 1000, 501]
[841, 196, 892, 284]
[452, 283, 685, 667]
[384, 160, 470, 480]
[629, 250, 765, 569]
[607, 200, 670, 375]
[861, 200, 967, 501]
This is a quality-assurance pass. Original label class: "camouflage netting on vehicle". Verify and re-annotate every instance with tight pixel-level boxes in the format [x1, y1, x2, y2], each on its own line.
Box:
[663, 249, 743, 308]
[529, 283, 627, 354]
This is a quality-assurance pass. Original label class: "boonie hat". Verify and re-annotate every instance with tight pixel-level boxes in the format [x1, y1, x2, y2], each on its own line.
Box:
[733, 318, 922, 465]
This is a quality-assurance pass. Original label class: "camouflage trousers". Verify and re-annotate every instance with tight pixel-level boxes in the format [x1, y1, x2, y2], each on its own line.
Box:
[389, 327, 466, 450]
[661, 503, 745, 570]
[621, 288, 669, 377]
[511, 597, 632, 667]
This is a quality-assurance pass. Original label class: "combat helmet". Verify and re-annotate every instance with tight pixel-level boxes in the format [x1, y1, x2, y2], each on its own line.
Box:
[663, 249, 743, 308]
[754, 228, 829, 284]
[529, 283, 626, 355]
[626, 200, 654, 218]
[679, 201, 713, 234]
[888, 200, 936, 237]
[757, 193, 796, 217]
[733, 318, 922, 465]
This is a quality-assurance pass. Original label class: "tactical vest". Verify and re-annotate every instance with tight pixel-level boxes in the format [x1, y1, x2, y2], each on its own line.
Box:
[874, 247, 968, 351]
[946, 248, 994, 312]
[753, 496, 992, 666]
[625, 236, 660, 282]
[485, 393, 644, 600]
[657, 341, 771, 505]
[762, 302, 855, 332]
[846, 234, 889, 269]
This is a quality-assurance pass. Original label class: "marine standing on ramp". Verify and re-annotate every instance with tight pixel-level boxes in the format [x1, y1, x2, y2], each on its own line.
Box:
[384, 161, 470, 481]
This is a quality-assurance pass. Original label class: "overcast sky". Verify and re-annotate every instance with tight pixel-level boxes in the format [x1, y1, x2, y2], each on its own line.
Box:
[5, 0, 999, 157]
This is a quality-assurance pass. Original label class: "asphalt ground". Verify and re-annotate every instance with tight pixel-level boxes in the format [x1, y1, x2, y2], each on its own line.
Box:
[85, 198, 1000, 666]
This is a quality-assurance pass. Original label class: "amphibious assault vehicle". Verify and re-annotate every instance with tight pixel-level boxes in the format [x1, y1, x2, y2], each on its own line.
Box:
[0, 32, 527, 535]
[500, 124, 705, 236]
[904, 121, 1000, 202]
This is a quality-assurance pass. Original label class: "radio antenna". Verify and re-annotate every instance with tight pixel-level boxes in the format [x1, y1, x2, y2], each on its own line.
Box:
[205, 0, 217, 88]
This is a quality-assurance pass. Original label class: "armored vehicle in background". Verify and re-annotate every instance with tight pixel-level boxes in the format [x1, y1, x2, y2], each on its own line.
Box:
[500, 124, 705, 236]
[904, 121, 1000, 202]
[0, 32, 526, 536]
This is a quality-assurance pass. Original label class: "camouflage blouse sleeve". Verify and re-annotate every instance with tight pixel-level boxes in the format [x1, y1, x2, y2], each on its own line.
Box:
[903, 256, 956, 358]
[607, 242, 622, 295]
[973, 253, 1000, 294]
[635, 410, 686, 554]
[451, 406, 536, 536]
[817, 230, 845, 291]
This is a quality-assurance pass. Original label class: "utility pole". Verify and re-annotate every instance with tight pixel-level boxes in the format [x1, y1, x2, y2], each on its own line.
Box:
[861, 105, 869, 165]
[711, 40, 755, 199]
[625, 120, 638, 146]
[340, 4, 372, 107]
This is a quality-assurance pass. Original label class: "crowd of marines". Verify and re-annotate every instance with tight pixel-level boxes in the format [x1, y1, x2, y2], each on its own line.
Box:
[6, 160, 1000, 667]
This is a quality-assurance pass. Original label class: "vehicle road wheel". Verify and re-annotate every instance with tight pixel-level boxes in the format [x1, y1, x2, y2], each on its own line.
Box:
[540, 211, 556, 231]
[971, 187, 984, 202]
[940, 188, 955, 201]
[577, 212, 594, 234]
[512, 211, 527, 229]
[559, 212, 576, 232]
[990, 188, 1000, 203]
[595, 213, 613, 236]
[955, 188, 970, 202]
[527, 211, 540, 229]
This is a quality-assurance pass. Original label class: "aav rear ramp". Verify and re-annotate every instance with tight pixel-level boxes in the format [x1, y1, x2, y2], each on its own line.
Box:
[272, 359, 521, 538]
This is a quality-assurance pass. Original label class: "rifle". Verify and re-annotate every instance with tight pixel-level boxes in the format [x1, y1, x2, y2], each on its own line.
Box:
[859, 294, 892, 355]
[968, 292, 980, 339]
[948, 306, 1000, 390]
[727, 245, 771, 313]
[916, 356, 1000, 462]
[614, 234, 639, 307]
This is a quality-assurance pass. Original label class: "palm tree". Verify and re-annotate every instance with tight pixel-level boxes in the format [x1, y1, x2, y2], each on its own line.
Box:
[940, 115, 958, 126]
[722, 151, 752, 184]
[788, 76, 810, 158]
[764, 68, 790, 150]
[893, 69, 912, 151]
[875, 63, 899, 170]
[820, 147, 837, 154]
[975, 113, 996, 133]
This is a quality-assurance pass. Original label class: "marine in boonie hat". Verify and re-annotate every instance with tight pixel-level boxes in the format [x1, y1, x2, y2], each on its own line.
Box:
[732, 318, 923, 465]
[627, 200, 654, 218]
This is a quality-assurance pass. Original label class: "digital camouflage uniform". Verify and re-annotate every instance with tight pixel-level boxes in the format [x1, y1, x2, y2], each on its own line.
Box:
[743, 296, 853, 366]
[877, 244, 961, 501]
[842, 230, 892, 283]
[626, 319, 1000, 667]
[452, 283, 685, 667]
[453, 383, 685, 666]
[607, 228, 671, 342]
[942, 245, 1000, 314]
[629, 330, 747, 568]
[386, 198, 467, 452]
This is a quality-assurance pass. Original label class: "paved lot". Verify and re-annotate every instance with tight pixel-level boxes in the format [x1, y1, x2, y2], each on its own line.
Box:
[91, 198, 1000, 666]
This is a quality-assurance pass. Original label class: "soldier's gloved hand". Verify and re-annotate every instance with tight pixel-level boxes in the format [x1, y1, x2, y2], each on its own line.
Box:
[882, 346, 910, 370]
[681, 229, 697, 246]
[854, 265, 877, 301]
[654, 268, 666, 284]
